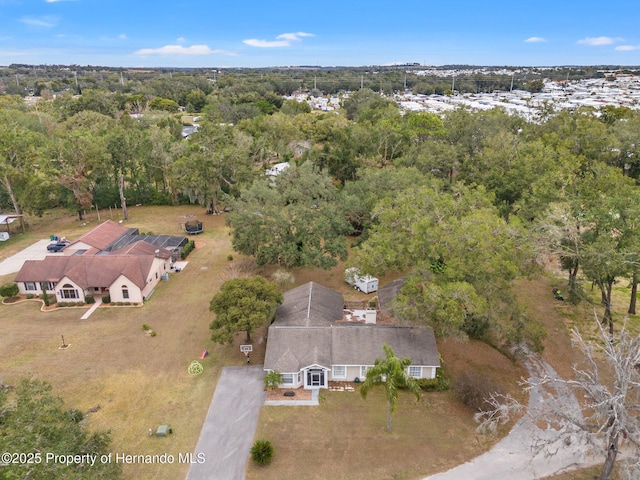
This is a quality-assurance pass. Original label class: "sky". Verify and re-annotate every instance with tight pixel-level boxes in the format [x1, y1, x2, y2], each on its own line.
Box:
[2, 0, 640, 68]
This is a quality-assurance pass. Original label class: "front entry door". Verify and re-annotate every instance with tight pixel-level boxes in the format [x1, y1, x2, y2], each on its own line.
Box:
[307, 369, 324, 387]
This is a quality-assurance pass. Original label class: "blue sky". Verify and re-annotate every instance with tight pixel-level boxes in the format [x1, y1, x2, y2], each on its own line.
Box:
[1, 0, 640, 68]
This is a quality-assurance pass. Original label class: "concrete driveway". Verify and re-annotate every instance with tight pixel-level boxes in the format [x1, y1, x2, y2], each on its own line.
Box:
[186, 366, 265, 480]
[0, 239, 62, 276]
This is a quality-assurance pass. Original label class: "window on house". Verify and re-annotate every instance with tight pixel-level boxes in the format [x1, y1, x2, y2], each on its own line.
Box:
[61, 284, 78, 299]
[24, 282, 37, 291]
[332, 365, 346, 379]
[297, 372, 301, 383]
[281, 374, 294, 385]
[45, 282, 56, 291]
[360, 366, 371, 379]
[408, 366, 421, 378]
[122, 287, 129, 299]
[155, 272, 158, 279]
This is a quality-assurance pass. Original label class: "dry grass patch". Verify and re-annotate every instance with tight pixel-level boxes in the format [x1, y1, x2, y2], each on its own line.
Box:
[249, 336, 527, 480]
[248, 388, 497, 480]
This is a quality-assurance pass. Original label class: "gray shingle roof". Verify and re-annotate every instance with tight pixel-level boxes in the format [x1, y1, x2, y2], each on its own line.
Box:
[331, 325, 439, 367]
[377, 277, 406, 313]
[264, 324, 439, 372]
[264, 326, 331, 372]
[274, 282, 344, 327]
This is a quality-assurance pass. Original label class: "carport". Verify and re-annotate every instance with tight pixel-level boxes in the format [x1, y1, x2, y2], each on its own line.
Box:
[0, 214, 25, 235]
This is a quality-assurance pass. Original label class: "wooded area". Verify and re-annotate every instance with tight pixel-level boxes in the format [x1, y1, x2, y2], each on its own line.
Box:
[2, 67, 640, 353]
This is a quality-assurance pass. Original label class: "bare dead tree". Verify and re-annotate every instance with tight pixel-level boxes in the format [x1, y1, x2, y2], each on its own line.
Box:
[476, 313, 640, 480]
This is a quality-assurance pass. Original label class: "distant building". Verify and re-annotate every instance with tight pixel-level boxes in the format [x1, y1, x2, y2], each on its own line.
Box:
[265, 162, 290, 176]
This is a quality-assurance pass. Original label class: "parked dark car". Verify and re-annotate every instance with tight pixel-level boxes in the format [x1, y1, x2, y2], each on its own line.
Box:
[47, 241, 69, 252]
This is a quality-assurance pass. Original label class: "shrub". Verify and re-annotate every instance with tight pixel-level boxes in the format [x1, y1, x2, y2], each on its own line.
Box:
[102, 295, 111, 304]
[417, 365, 450, 392]
[149, 331, 157, 337]
[0, 283, 19, 298]
[42, 293, 52, 306]
[181, 240, 196, 259]
[264, 371, 283, 391]
[272, 270, 294, 289]
[26, 294, 35, 299]
[250, 439, 274, 465]
[142, 324, 150, 331]
[452, 373, 506, 412]
[67, 408, 84, 423]
[85, 295, 95, 304]
[227, 255, 233, 261]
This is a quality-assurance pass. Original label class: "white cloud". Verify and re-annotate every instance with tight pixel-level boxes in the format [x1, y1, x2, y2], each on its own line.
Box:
[525, 37, 546, 43]
[176, 37, 185, 44]
[45, 0, 76, 3]
[577, 36, 623, 46]
[134, 44, 236, 56]
[20, 15, 58, 28]
[243, 31, 313, 48]
[616, 45, 640, 51]
[119, 34, 127, 40]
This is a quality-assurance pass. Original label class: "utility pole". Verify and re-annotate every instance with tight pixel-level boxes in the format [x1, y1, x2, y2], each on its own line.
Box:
[510, 73, 514, 93]
[451, 75, 455, 94]
[120, 71, 125, 86]
[404, 73, 407, 90]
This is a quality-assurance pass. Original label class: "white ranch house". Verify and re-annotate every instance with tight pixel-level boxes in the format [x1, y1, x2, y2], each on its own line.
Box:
[264, 282, 440, 389]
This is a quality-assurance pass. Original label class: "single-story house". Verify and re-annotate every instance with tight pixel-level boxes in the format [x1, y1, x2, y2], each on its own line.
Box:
[15, 241, 171, 303]
[14, 219, 188, 305]
[264, 282, 440, 389]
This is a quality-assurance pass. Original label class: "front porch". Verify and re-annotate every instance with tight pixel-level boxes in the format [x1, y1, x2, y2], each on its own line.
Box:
[302, 365, 330, 389]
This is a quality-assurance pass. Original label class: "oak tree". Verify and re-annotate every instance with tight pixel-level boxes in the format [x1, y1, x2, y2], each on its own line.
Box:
[209, 276, 283, 344]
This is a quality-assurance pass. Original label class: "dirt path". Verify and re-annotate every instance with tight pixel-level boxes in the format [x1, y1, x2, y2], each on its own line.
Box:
[423, 277, 602, 480]
[423, 350, 598, 480]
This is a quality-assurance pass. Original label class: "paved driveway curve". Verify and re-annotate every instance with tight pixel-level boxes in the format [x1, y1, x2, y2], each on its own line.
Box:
[186, 366, 265, 480]
[423, 355, 598, 480]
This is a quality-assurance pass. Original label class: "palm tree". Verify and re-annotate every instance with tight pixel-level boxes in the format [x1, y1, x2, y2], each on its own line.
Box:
[264, 370, 283, 391]
[360, 343, 422, 432]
